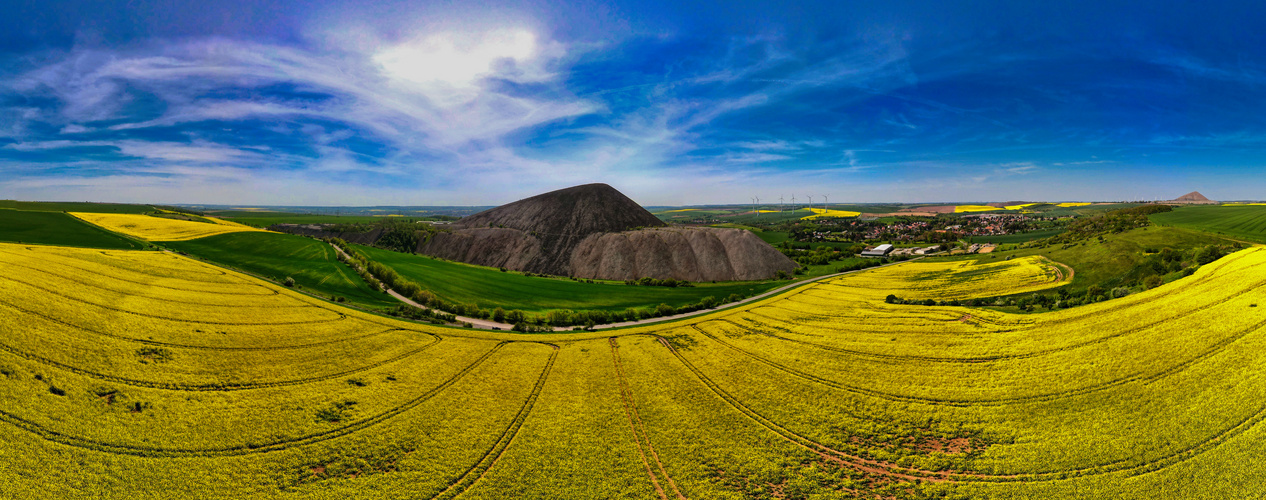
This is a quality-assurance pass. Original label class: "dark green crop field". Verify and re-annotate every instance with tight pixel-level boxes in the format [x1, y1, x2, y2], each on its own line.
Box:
[0, 209, 145, 249]
[0, 200, 154, 213]
[164, 232, 399, 309]
[1151, 205, 1266, 243]
[215, 213, 437, 228]
[351, 244, 787, 313]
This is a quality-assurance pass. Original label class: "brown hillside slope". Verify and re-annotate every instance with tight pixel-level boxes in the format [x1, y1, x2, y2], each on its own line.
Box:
[420, 183, 796, 280]
[570, 227, 795, 281]
[1174, 191, 1211, 202]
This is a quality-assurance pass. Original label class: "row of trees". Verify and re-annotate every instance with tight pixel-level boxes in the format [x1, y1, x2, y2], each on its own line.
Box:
[329, 238, 757, 329]
[884, 243, 1237, 312]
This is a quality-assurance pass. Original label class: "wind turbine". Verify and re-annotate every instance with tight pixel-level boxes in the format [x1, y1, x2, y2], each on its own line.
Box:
[754, 196, 761, 217]
[791, 194, 797, 211]
[822, 194, 829, 211]
[806, 195, 814, 214]
[779, 195, 785, 214]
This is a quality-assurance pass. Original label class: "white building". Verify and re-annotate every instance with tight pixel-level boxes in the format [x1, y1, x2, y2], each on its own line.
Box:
[861, 243, 894, 258]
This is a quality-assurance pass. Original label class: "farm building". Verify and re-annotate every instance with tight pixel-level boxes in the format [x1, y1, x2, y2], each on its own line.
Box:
[861, 244, 894, 258]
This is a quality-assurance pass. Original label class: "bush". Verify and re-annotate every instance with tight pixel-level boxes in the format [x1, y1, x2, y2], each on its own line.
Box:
[1111, 287, 1131, 298]
[1144, 275, 1165, 289]
[283, 276, 296, 287]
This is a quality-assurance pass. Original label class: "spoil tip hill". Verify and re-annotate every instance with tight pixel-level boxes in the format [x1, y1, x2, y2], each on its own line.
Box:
[420, 183, 797, 281]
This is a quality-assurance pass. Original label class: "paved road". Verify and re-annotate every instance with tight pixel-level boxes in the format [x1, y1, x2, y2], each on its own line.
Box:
[332, 240, 929, 332]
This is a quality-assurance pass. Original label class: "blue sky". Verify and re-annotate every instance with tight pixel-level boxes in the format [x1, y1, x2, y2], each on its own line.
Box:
[2, 0, 1265, 205]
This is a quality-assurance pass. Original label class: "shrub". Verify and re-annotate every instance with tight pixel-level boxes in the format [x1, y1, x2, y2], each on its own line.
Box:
[136, 347, 173, 364]
[316, 401, 358, 422]
[1144, 275, 1164, 289]
[283, 276, 296, 287]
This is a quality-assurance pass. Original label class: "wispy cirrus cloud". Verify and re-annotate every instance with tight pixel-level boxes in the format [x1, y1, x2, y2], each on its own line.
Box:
[4, 3, 1266, 204]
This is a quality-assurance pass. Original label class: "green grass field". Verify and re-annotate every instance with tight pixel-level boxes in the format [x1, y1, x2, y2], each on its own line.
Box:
[940, 225, 1232, 294]
[970, 227, 1065, 244]
[163, 232, 399, 310]
[1151, 205, 1266, 243]
[0, 209, 145, 249]
[350, 244, 788, 313]
[0, 200, 155, 213]
[215, 212, 439, 228]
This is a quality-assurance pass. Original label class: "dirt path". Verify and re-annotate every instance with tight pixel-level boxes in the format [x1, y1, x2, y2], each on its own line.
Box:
[328, 242, 517, 330]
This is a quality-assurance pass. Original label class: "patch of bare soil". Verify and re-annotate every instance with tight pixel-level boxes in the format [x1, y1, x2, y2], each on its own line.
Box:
[913, 437, 976, 455]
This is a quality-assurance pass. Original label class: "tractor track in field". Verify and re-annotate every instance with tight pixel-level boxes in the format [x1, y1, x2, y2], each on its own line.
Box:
[662, 327, 1266, 483]
[430, 343, 558, 500]
[2, 247, 265, 284]
[0, 342, 505, 457]
[0, 300, 410, 351]
[730, 268, 1266, 365]
[0, 274, 346, 326]
[0, 260, 305, 307]
[741, 307, 1030, 335]
[694, 315, 1266, 407]
[610, 338, 686, 500]
[0, 252, 280, 296]
[0, 331, 444, 392]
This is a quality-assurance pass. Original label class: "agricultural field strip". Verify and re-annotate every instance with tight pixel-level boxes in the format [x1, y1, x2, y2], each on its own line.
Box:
[0, 260, 307, 308]
[0, 248, 274, 290]
[751, 299, 1027, 328]
[741, 306, 1030, 335]
[764, 250, 1265, 335]
[0, 248, 279, 295]
[0, 300, 403, 351]
[0, 329, 443, 391]
[430, 344, 558, 500]
[735, 265, 1266, 363]
[0, 342, 514, 457]
[656, 331, 1266, 482]
[2, 245, 240, 279]
[692, 316, 1266, 406]
[4, 245, 270, 282]
[69, 212, 266, 241]
[0, 273, 346, 326]
[609, 337, 685, 500]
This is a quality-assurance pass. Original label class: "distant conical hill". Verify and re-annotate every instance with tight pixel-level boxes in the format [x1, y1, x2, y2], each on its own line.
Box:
[453, 183, 667, 235]
[1174, 191, 1210, 202]
[420, 183, 796, 281]
[1169, 191, 1217, 204]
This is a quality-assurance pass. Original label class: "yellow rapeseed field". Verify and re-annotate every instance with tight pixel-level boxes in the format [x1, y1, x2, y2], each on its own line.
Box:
[2, 240, 1264, 498]
[800, 207, 862, 219]
[70, 212, 267, 241]
[953, 204, 1002, 212]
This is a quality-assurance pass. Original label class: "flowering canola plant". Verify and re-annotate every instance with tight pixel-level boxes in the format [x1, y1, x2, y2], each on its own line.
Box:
[1, 241, 1264, 498]
[70, 212, 267, 241]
